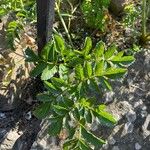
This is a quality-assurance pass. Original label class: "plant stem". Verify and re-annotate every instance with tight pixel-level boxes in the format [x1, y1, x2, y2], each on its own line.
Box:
[142, 0, 147, 37]
[55, 2, 73, 47]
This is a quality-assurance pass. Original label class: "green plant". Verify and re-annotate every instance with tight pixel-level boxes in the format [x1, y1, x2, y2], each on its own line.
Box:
[0, 0, 36, 49]
[81, 0, 110, 31]
[140, 0, 150, 44]
[25, 34, 134, 149]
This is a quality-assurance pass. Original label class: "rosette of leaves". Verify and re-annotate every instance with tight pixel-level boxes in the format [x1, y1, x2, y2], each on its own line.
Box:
[25, 35, 135, 149]
[81, 0, 110, 31]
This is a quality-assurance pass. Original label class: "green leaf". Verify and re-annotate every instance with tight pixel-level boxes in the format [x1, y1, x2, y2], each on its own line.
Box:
[85, 110, 92, 123]
[95, 106, 117, 126]
[81, 125, 106, 148]
[41, 65, 57, 80]
[63, 139, 78, 150]
[103, 68, 127, 79]
[54, 34, 65, 53]
[44, 81, 61, 95]
[53, 105, 69, 116]
[95, 60, 104, 76]
[111, 56, 135, 64]
[30, 62, 47, 77]
[82, 37, 92, 56]
[84, 62, 92, 78]
[79, 139, 91, 150]
[33, 102, 51, 119]
[40, 42, 53, 61]
[36, 93, 52, 102]
[75, 64, 84, 80]
[48, 118, 63, 136]
[73, 108, 80, 121]
[100, 77, 112, 90]
[104, 44, 117, 59]
[25, 47, 39, 62]
[94, 41, 105, 59]
[51, 77, 67, 88]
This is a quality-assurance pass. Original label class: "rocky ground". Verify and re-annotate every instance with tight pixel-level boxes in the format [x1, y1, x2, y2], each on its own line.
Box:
[0, 0, 150, 149]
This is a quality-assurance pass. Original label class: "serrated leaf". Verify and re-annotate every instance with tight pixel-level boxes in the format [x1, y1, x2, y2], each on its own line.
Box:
[81, 125, 106, 148]
[75, 64, 84, 80]
[84, 62, 92, 78]
[82, 37, 92, 56]
[104, 44, 117, 59]
[41, 65, 57, 80]
[25, 47, 39, 62]
[30, 62, 47, 77]
[33, 102, 51, 119]
[94, 41, 105, 59]
[95, 60, 104, 76]
[48, 118, 63, 136]
[103, 68, 127, 79]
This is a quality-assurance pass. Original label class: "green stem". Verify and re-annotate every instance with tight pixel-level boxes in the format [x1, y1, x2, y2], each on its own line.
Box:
[55, 2, 73, 47]
[142, 0, 147, 37]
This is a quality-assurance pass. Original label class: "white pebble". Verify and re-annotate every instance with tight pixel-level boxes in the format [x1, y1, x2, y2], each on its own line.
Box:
[112, 146, 119, 150]
[124, 122, 134, 134]
[126, 110, 136, 122]
[135, 143, 142, 150]
[108, 137, 116, 145]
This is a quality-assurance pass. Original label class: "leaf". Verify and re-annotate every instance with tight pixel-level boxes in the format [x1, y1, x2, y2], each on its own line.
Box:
[94, 41, 105, 59]
[100, 77, 112, 91]
[73, 108, 80, 121]
[44, 81, 62, 95]
[53, 105, 69, 116]
[103, 68, 127, 79]
[51, 77, 67, 88]
[104, 44, 117, 59]
[40, 42, 53, 61]
[33, 102, 51, 119]
[48, 118, 63, 136]
[82, 37, 92, 56]
[85, 110, 92, 123]
[41, 65, 57, 80]
[54, 34, 65, 53]
[79, 139, 91, 150]
[95, 60, 104, 76]
[25, 47, 39, 62]
[75, 64, 84, 80]
[84, 62, 92, 78]
[63, 139, 78, 150]
[30, 62, 47, 77]
[36, 93, 52, 102]
[81, 125, 106, 148]
[111, 56, 135, 64]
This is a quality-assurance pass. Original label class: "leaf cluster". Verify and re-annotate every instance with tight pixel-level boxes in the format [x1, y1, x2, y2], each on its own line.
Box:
[25, 34, 135, 149]
[81, 0, 110, 31]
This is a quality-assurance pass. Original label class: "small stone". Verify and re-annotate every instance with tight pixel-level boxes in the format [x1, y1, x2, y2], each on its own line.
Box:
[126, 110, 136, 122]
[141, 106, 147, 111]
[141, 110, 148, 118]
[105, 91, 114, 103]
[0, 112, 6, 119]
[108, 137, 116, 145]
[25, 111, 32, 120]
[102, 143, 109, 149]
[135, 143, 142, 150]
[124, 122, 134, 134]
[142, 114, 150, 138]
[134, 100, 143, 108]
[112, 146, 120, 150]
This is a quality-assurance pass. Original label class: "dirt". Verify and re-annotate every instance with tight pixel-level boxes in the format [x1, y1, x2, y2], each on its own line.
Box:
[0, 1, 150, 150]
